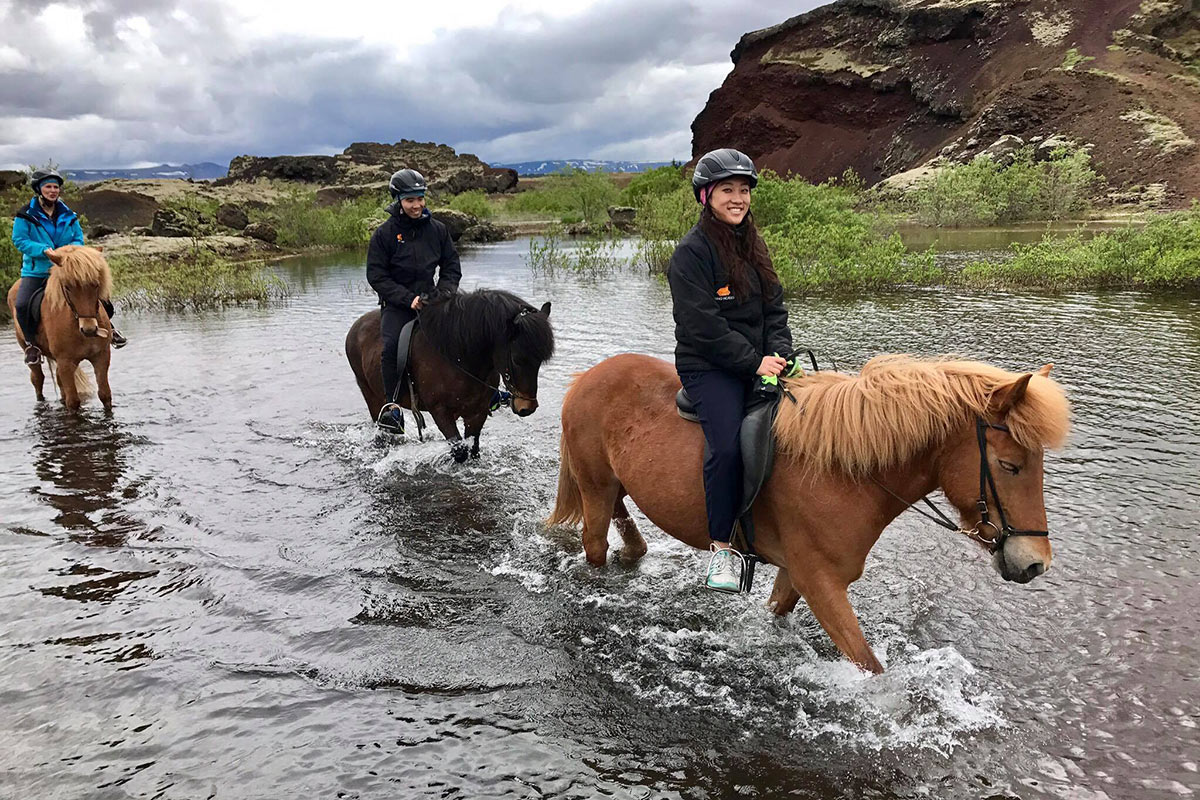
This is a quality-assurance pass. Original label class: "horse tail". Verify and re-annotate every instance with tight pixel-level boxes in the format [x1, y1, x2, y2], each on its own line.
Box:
[69, 360, 95, 398]
[546, 432, 583, 527]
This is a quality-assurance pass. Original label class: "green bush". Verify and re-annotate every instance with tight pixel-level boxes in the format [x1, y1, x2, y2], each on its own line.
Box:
[959, 207, 1200, 289]
[909, 146, 1100, 227]
[444, 190, 494, 219]
[619, 165, 687, 206]
[256, 192, 385, 249]
[505, 168, 619, 222]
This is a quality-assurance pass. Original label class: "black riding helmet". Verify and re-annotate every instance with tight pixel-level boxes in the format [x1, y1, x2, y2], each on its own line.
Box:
[30, 168, 65, 194]
[692, 148, 758, 203]
[389, 168, 427, 199]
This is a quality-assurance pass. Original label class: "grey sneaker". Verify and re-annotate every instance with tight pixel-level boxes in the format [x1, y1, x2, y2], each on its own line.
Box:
[705, 545, 743, 593]
[376, 402, 405, 434]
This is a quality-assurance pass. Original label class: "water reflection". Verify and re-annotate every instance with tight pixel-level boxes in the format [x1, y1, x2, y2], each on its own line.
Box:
[31, 406, 145, 546]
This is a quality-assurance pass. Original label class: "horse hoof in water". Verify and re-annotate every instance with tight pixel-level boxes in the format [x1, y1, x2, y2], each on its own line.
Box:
[451, 441, 470, 463]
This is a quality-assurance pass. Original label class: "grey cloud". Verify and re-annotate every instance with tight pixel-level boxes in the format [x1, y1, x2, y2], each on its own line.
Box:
[1, 0, 824, 169]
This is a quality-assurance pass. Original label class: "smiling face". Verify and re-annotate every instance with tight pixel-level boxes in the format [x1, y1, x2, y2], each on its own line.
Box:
[400, 195, 426, 218]
[708, 177, 751, 225]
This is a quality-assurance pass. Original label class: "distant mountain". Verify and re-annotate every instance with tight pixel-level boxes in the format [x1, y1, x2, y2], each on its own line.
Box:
[68, 163, 227, 182]
[494, 159, 677, 176]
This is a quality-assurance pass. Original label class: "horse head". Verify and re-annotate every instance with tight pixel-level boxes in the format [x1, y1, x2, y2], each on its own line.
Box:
[503, 301, 553, 416]
[46, 246, 113, 339]
[936, 363, 1069, 584]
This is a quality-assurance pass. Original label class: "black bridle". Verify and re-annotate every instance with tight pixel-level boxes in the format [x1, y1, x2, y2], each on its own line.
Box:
[61, 284, 100, 322]
[872, 416, 1050, 555]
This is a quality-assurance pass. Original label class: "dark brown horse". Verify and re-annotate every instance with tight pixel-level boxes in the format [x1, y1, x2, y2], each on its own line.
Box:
[6, 245, 115, 410]
[548, 353, 1070, 673]
[345, 289, 554, 461]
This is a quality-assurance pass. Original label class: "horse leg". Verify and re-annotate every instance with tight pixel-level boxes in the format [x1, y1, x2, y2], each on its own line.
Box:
[801, 578, 884, 674]
[56, 359, 82, 410]
[93, 350, 113, 410]
[429, 407, 469, 463]
[29, 361, 45, 401]
[462, 409, 488, 460]
[613, 494, 647, 563]
[767, 568, 801, 616]
[580, 482, 620, 567]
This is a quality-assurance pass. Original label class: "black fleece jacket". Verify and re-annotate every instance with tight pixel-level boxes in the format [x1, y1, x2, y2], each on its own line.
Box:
[667, 222, 792, 378]
[366, 207, 461, 308]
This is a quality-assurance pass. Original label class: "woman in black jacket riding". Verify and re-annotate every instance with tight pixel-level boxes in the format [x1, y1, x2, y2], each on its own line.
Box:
[667, 148, 793, 592]
[366, 168, 462, 432]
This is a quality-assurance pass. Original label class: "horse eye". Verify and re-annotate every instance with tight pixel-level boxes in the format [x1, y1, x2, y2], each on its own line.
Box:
[999, 460, 1021, 475]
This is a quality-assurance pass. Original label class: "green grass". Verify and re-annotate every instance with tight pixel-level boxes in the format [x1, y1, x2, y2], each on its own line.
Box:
[959, 207, 1200, 289]
[110, 246, 291, 311]
[253, 191, 387, 249]
[1061, 47, 1095, 70]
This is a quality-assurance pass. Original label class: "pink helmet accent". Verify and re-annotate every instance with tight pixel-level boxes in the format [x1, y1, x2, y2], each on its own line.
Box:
[699, 186, 710, 206]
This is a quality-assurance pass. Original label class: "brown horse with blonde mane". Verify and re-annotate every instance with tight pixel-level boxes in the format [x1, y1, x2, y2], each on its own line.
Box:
[6, 245, 115, 410]
[548, 353, 1070, 673]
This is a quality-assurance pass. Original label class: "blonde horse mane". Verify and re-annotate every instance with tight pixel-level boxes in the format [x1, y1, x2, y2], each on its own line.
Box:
[774, 354, 1070, 475]
[44, 245, 113, 313]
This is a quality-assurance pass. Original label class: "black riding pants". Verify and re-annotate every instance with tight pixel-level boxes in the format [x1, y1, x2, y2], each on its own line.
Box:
[679, 369, 749, 544]
[14, 276, 116, 344]
[14, 276, 48, 343]
[380, 303, 416, 402]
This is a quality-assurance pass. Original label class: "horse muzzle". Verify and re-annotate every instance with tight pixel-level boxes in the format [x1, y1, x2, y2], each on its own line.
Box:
[992, 539, 1051, 584]
[78, 318, 101, 337]
[512, 397, 538, 417]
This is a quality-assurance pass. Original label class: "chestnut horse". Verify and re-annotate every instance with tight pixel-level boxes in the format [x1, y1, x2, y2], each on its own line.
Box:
[6, 245, 115, 410]
[345, 289, 554, 462]
[548, 353, 1069, 673]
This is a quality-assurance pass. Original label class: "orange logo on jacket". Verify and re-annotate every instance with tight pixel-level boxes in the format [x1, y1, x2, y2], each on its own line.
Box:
[396, 233, 404, 242]
[716, 285, 733, 299]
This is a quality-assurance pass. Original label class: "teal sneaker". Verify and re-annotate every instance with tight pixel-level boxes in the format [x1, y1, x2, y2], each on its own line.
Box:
[705, 545, 743, 593]
[376, 402, 405, 434]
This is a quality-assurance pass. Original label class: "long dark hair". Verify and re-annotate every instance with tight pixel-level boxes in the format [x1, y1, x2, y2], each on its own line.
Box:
[699, 207, 779, 298]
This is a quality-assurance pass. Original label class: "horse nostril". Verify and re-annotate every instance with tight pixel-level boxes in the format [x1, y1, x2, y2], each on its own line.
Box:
[1024, 562, 1046, 580]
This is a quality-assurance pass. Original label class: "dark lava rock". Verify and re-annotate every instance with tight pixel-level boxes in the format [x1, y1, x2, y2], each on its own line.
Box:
[74, 188, 161, 231]
[216, 203, 249, 230]
[243, 221, 278, 243]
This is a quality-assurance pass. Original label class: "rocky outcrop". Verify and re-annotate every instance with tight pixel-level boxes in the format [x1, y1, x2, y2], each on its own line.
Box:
[0, 170, 25, 191]
[692, 0, 1200, 203]
[215, 203, 249, 230]
[242, 222, 277, 243]
[72, 188, 161, 231]
[220, 140, 520, 198]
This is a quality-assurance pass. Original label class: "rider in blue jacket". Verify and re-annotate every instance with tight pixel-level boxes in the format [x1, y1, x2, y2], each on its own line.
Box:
[11, 169, 127, 364]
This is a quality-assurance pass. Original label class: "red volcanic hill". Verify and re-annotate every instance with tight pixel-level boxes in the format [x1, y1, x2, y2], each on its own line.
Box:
[691, 0, 1200, 203]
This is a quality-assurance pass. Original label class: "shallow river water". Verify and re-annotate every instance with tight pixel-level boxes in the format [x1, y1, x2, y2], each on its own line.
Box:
[1, 240, 1197, 799]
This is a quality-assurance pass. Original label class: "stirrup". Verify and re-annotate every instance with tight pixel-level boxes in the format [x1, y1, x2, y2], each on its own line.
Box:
[24, 345, 42, 366]
[704, 545, 747, 594]
[376, 402, 405, 434]
[111, 328, 128, 348]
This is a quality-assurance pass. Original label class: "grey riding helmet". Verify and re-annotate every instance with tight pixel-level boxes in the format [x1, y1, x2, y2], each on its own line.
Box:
[692, 148, 758, 203]
[389, 168, 427, 199]
[30, 169, 65, 193]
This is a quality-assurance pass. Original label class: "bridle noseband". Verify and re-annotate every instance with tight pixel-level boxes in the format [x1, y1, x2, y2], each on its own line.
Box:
[873, 416, 1050, 555]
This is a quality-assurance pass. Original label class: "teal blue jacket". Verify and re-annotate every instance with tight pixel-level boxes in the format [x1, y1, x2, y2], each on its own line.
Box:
[11, 197, 84, 278]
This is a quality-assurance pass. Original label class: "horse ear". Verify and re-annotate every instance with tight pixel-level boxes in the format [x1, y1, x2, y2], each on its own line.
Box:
[990, 373, 1033, 415]
[1036, 363, 1053, 377]
[46, 249, 64, 265]
[540, 301, 551, 317]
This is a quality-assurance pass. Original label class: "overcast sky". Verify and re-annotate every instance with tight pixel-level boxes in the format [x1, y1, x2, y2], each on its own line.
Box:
[0, 0, 827, 170]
